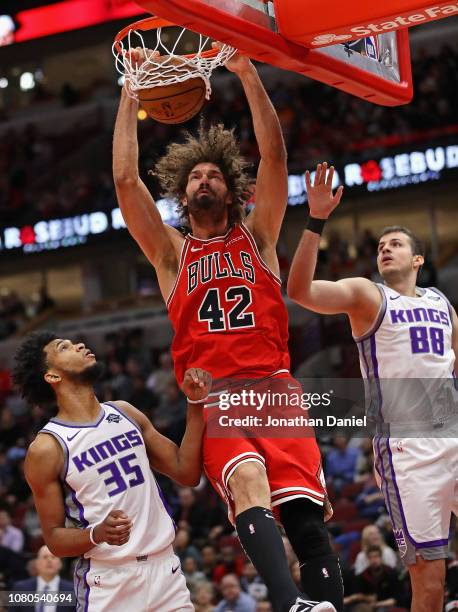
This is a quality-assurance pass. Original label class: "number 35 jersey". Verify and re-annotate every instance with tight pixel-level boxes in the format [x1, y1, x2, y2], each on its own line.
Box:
[40, 403, 175, 562]
[355, 284, 457, 427]
[168, 223, 290, 384]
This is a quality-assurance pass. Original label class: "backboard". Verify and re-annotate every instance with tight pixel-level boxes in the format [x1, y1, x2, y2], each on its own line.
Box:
[136, 0, 413, 106]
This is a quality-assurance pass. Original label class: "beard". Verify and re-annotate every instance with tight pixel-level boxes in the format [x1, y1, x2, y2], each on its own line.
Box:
[187, 188, 227, 223]
[68, 361, 105, 385]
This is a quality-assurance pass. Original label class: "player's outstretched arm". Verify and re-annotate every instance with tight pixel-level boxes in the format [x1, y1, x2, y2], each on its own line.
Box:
[113, 86, 180, 276]
[224, 51, 287, 247]
[114, 369, 211, 486]
[287, 163, 379, 317]
[176, 368, 211, 482]
[25, 435, 132, 556]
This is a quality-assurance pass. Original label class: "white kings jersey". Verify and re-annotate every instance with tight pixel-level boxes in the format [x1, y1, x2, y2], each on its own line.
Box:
[355, 284, 457, 428]
[40, 402, 175, 562]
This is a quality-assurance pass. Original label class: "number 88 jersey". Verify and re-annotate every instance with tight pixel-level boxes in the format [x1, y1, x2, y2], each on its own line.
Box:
[355, 283, 456, 425]
[168, 224, 290, 383]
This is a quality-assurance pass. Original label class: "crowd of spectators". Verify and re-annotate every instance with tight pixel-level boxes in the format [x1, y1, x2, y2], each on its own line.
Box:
[0, 36, 457, 612]
[0, 114, 105, 228]
[1, 326, 458, 611]
[0, 44, 457, 228]
[0, 286, 55, 340]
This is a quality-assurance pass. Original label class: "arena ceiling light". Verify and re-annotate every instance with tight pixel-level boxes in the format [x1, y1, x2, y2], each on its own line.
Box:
[19, 71, 35, 90]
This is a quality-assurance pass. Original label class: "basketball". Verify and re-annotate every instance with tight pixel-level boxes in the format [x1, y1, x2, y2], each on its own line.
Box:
[138, 77, 206, 124]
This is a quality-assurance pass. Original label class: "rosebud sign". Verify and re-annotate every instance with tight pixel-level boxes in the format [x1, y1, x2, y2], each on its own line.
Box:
[287, 143, 458, 206]
[344, 145, 458, 191]
[0, 200, 180, 255]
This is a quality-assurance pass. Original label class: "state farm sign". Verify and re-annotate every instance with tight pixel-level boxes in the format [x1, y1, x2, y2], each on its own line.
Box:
[310, 4, 458, 46]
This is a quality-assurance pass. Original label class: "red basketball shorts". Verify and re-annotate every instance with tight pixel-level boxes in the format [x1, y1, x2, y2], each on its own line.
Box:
[202, 374, 327, 523]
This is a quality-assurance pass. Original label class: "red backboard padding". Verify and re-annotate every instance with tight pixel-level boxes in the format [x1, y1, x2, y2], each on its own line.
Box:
[136, 0, 413, 106]
[275, 0, 457, 48]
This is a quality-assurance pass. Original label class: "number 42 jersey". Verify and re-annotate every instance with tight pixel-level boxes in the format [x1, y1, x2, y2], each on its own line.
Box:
[168, 224, 290, 384]
[40, 402, 175, 562]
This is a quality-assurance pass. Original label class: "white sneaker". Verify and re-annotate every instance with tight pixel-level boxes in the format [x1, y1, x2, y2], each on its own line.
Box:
[289, 598, 337, 612]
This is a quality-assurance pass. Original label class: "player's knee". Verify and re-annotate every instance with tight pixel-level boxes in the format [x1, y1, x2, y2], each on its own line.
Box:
[280, 499, 332, 562]
[410, 557, 445, 609]
[417, 576, 445, 607]
[292, 521, 331, 563]
[411, 556, 445, 598]
[228, 461, 270, 506]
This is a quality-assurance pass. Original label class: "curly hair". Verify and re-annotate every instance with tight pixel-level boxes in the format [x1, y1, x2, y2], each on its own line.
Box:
[12, 331, 58, 407]
[154, 122, 250, 230]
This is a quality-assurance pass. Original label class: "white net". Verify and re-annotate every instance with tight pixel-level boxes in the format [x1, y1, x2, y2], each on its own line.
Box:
[113, 25, 236, 100]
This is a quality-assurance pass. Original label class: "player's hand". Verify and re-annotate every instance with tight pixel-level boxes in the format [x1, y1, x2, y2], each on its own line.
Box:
[306, 162, 344, 220]
[213, 43, 252, 75]
[92, 510, 132, 546]
[182, 368, 212, 402]
[125, 47, 160, 65]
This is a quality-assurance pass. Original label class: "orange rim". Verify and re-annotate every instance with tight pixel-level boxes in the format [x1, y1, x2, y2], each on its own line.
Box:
[114, 16, 220, 60]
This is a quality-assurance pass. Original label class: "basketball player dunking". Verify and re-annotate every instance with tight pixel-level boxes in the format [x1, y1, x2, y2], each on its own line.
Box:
[287, 162, 458, 612]
[13, 331, 211, 612]
[113, 51, 342, 612]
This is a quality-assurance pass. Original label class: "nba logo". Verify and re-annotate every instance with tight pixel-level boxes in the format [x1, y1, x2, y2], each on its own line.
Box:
[94, 575, 101, 586]
[249, 524, 255, 535]
[106, 414, 122, 423]
[322, 567, 329, 579]
[364, 36, 379, 61]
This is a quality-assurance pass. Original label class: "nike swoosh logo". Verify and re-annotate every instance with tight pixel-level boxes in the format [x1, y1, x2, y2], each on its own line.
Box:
[172, 565, 180, 574]
[67, 431, 81, 441]
[288, 384, 299, 389]
[389, 296, 401, 300]
[191, 246, 203, 252]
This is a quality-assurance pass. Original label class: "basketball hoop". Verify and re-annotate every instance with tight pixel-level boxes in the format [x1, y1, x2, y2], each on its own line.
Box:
[113, 16, 236, 100]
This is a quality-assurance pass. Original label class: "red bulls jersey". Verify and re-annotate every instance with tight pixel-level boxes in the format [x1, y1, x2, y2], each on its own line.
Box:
[167, 224, 290, 383]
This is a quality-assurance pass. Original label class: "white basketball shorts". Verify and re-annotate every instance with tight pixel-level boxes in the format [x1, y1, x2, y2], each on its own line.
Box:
[74, 545, 193, 611]
[374, 435, 458, 565]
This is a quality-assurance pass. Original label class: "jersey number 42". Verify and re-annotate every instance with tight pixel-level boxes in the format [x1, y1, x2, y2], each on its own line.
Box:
[198, 286, 255, 332]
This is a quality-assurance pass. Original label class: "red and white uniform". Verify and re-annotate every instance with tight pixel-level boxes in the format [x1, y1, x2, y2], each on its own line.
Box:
[168, 223, 325, 520]
[168, 223, 289, 383]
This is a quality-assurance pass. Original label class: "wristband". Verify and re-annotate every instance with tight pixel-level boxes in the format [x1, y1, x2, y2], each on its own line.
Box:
[186, 396, 209, 404]
[89, 524, 100, 546]
[306, 216, 327, 235]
